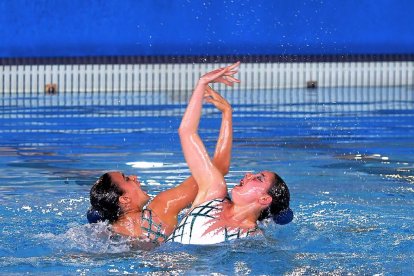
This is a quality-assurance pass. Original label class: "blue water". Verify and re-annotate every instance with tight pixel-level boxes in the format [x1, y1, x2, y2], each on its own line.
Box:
[0, 87, 413, 275]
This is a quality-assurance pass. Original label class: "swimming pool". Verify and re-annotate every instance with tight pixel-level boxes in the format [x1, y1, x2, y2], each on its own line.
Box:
[1, 86, 413, 274]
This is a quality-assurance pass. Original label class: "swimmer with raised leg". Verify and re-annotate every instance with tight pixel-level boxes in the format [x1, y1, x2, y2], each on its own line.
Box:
[88, 85, 234, 246]
[167, 62, 291, 244]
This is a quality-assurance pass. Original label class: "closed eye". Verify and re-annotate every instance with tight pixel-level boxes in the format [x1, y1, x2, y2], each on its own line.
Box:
[122, 173, 129, 181]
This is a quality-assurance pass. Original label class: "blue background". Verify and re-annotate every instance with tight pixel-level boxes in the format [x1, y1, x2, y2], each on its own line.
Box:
[0, 0, 413, 57]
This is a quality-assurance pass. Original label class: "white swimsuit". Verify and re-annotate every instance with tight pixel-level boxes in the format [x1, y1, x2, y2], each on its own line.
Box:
[166, 198, 258, 244]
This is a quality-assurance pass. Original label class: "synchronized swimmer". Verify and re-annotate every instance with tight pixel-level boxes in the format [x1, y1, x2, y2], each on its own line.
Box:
[88, 62, 291, 246]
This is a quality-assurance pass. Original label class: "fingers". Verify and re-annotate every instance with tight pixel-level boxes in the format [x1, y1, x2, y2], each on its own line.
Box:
[204, 85, 215, 95]
[225, 75, 240, 83]
[216, 64, 241, 86]
[216, 73, 240, 86]
[204, 87, 218, 102]
[215, 76, 240, 87]
[205, 96, 226, 111]
[199, 62, 241, 86]
[208, 67, 231, 82]
[218, 77, 235, 86]
[216, 62, 240, 75]
[204, 86, 230, 112]
[227, 61, 240, 71]
[230, 61, 241, 68]
[205, 86, 222, 100]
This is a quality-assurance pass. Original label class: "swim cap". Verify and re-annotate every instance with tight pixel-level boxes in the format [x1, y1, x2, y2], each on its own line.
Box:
[87, 208, 104, 223]
[273, 208, 293, 225]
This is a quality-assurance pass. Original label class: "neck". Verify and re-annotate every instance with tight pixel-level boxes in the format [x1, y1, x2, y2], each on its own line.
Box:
[116, 208, 142, 223]
[112, 210, 142, 237]
[226, 202, 261, 228]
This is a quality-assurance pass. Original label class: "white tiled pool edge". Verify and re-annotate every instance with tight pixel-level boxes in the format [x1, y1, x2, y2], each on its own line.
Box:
[1, 62, 413, 93]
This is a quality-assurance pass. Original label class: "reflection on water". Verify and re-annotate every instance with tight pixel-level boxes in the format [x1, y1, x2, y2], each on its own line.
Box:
[336, 153, 414, 184]
[0, 86, 413, 274]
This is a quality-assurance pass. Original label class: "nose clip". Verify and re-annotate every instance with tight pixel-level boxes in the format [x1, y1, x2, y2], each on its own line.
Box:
[246, 172, 254, 179]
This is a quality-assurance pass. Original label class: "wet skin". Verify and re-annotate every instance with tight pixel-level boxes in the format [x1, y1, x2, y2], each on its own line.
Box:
[109, 172, 150, 212]
[231, 171, 275, 206]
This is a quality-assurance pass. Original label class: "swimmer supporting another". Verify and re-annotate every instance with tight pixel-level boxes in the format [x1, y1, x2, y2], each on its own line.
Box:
[88, 85, 234, 245]
[167, 62, 291, 244]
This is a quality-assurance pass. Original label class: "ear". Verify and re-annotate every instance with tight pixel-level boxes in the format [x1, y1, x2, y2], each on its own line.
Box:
[119, 195, 130, 205]
[258, 194, 272, 206]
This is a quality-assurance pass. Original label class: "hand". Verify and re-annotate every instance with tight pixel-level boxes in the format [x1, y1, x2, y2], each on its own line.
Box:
[204, 86, 231, 113]
[199, 62, 240, 86]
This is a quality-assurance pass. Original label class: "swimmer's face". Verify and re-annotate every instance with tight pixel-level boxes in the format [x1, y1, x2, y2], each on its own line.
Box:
[231, 171, 274, 206]
[109, 171, 150, 211]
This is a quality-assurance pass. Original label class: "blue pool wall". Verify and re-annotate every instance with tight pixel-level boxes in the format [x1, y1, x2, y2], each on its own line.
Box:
[1, 0, 413, 58]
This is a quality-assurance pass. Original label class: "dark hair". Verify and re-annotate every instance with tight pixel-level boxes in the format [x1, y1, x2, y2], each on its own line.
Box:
[258, 172, 290, 222]
[89, 173, 124, 223]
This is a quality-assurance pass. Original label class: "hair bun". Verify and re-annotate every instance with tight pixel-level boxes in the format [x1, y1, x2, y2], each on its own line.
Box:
[272, 208, 293, 225]
[87, 208, 104, 223]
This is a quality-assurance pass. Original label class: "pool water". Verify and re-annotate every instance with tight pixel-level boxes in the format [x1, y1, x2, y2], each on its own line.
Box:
[0, 87, 413, 275]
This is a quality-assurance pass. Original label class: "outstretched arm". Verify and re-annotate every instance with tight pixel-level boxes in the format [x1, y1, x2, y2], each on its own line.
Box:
[179, 63, 240, 207]
[206, 85, 233, 175]
[148, 84, 235, 232]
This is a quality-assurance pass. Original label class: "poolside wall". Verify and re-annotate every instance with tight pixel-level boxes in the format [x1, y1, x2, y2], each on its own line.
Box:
[1, 56, 414, 94]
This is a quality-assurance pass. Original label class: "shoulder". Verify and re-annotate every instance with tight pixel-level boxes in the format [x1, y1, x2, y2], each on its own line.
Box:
[192, 189, 229, 209]
[190, 197, 227, 211]
[140, 207, 170, 243]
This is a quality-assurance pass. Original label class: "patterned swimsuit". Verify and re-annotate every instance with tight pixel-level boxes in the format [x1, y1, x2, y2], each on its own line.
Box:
[140, 208, 168, 243]
[166, 198, 258, 244]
